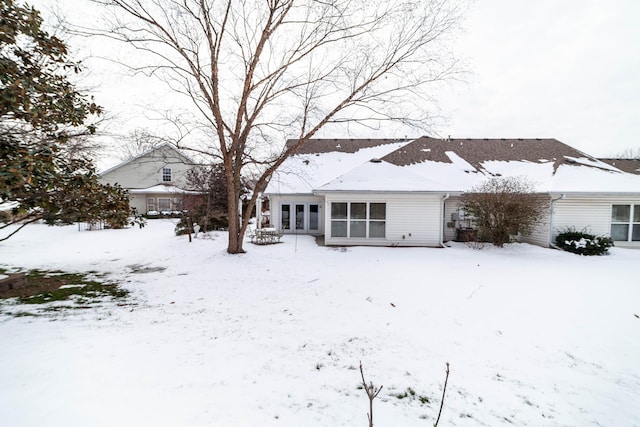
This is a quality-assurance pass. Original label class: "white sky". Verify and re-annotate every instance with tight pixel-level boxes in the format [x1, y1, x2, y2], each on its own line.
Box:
[437, 0, 640, 157]
[33, 0, 640, 165]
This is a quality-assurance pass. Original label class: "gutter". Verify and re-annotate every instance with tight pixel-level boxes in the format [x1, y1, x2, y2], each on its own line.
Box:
[548, 193, 566, 249]
[440, 193, 450, 248]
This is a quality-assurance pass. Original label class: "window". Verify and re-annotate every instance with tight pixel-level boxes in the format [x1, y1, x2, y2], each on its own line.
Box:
[611, 204, 640, 241]
[147, 197, 156, 212]
[295, 204, 305, 230]
[369, 203, 386, 238]
[162, 167, 172, 182]
[281, 205, 291, 230]
[309, 205, 319, 231]
[158, 198, 171, 212]
[330, 202, 347, 237]
[330, 202, 386, 238]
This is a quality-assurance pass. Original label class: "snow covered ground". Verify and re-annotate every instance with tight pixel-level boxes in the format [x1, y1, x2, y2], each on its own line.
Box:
[0, 219, 638, 426]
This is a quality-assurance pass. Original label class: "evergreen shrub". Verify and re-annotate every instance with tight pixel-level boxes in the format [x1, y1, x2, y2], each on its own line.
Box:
[555, 228, 613, 256]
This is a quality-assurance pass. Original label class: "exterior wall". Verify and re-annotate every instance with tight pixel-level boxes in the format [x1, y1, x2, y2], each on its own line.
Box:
[443, 196, 466, 242]
[132, 194, 181, 214]
[444, 195, 552, 247]
[128, 193, 147, 214]
[551, 195, 640, 248]
[100, 145, 193, 189]
[268, 194, 325, 235]
[323, 193, 444, 247]
[518, 218, 551, 247]
[518, 198, 552, 247]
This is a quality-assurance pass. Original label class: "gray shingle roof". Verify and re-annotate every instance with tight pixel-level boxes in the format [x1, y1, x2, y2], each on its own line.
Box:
[285, 138, 411, 155]
[381, 137, 601, 172]
[599, 158, 640, 175]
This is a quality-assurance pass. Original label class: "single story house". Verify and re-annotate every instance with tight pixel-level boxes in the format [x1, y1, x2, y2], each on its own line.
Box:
[264, 137, 640, 248]
[99, 143, 200, 214]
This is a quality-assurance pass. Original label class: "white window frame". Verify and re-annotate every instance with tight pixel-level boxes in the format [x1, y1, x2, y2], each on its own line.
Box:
[611, 204, 640, 242]
[162, 167, 172, 182]
[330, 202, 386, 239]
[158, 197, 172, 212]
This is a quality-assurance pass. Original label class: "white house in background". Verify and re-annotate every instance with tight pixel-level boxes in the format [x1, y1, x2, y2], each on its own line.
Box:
[100, 143, 199, 214]
[265, 137, 640, 248]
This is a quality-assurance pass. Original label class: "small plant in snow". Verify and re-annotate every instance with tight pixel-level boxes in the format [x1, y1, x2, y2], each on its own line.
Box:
[359, 362, 450, 426]
[555, 228, 614, 256]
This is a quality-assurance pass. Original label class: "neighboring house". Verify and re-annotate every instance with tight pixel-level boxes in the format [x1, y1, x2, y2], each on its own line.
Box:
[100, 143, 199, 214]
[265, 137, 640, 248]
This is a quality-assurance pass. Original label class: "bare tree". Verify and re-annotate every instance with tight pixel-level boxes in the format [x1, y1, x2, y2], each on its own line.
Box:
[460, 176, 549, 247]
[612, 147, 640, 159]
[87, 0, 465, 253]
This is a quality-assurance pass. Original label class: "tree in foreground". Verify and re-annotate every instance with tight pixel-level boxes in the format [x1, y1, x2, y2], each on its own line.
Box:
[91, 0, 466, 253]
[0, 0, 130, 241]
[460, 176, 549, 247]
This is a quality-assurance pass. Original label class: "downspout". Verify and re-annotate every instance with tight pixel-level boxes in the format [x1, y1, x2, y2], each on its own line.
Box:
[548, 193, 566, 249]
[440, 193, 450, 247]
[256, 193, 263, 229]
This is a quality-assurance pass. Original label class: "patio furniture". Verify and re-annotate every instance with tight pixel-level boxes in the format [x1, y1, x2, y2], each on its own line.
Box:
[253, 227, 283, 245]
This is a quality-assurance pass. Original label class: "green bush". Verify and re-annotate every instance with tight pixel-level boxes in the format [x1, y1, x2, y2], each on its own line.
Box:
[555, 228, 613, 256]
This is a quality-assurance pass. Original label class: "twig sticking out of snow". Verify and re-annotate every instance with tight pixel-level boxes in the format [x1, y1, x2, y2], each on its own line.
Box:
[434, 362, 451, 427]
[359, 362, 382, 427]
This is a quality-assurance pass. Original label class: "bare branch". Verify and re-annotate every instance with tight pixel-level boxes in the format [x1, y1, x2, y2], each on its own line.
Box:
[359, 361, 383, 427]
[433, 362, 450, 427]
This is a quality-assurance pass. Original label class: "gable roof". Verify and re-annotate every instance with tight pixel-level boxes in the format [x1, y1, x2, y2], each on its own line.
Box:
[99, 142, 196, 176]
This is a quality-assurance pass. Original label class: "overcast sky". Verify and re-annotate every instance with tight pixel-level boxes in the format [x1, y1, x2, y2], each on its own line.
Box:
[35, 0, 640, 163]
[438, 0, 640, 157]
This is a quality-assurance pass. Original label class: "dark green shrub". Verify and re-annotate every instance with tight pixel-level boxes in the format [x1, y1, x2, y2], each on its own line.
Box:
[555, 228, 613, 256]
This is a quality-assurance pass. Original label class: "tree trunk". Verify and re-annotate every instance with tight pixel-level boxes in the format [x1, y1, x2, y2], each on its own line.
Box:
[226, 186, 244, 253]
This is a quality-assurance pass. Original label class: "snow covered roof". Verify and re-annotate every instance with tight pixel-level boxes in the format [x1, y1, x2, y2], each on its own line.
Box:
[269, 137, 640, 195]
[265, 138, 412, 194]
[128, 184, 202, 195]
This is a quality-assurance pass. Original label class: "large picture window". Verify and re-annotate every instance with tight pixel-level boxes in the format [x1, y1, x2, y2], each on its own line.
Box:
[611, 204, 640, 241]
[330, 202, 386, 238]
[158, 198, 171, 212]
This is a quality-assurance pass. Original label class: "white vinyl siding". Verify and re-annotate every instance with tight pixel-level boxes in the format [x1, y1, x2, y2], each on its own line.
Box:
[552, 198, 612, 237]
[518, 197, 551, 247]
[551, 196, 640, 248]
[519, 217, 551, 247]
[324, 193, 442, 247]
[100, 145, 192, 189]
[443, 197, 468, 243]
